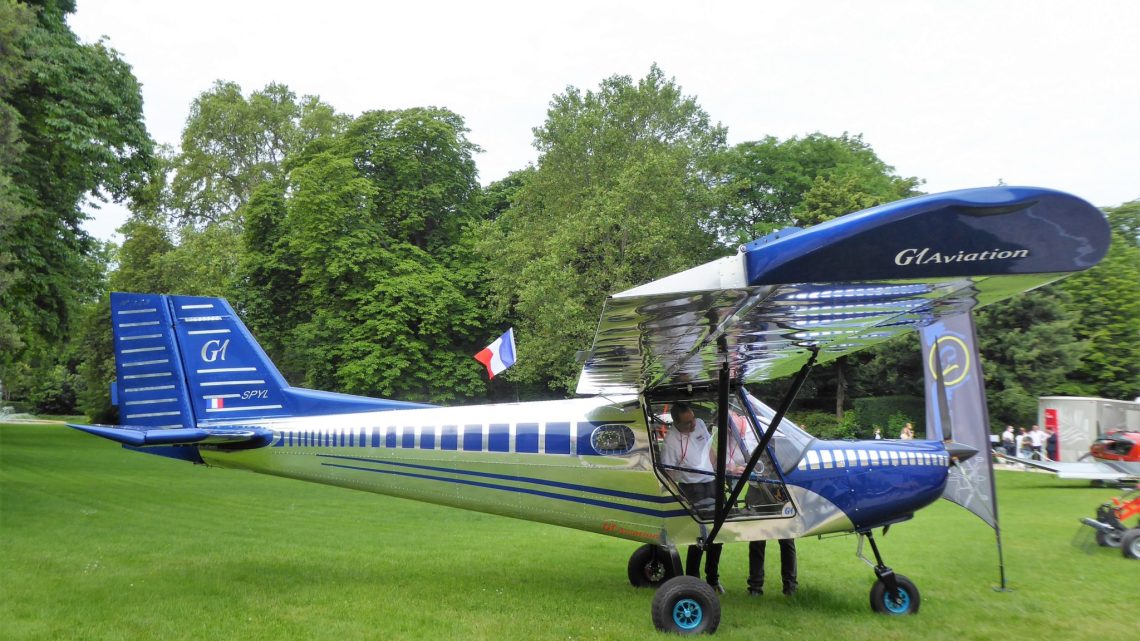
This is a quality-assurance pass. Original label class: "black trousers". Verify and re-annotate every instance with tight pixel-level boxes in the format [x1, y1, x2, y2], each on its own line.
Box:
[747, 539, 797, 591]
[684, 542, 723, 585]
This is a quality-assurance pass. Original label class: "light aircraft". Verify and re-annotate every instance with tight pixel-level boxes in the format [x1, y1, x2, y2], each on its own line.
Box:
[69, 186, 1111, 634]
[997, 430, 1140, 484]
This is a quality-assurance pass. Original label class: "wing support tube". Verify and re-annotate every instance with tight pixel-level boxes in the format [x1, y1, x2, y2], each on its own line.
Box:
[703, 349, 819, 548]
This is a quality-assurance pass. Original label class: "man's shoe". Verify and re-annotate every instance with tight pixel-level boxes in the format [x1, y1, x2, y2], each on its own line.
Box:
[708, 582, 726, 594]
[782, 584, 797, 596]
[747, 588, 763, 597]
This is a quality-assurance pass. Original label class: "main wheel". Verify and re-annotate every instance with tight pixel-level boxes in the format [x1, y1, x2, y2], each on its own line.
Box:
[869, 574, 920, 615]
[1096, 529, 1124, 548]
[651, 576, 721, 634]
[1121, 529, 1140, 560]
[628, 544, 677, 588]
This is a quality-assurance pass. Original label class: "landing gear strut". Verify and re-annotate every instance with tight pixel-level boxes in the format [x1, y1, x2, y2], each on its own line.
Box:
[858, 531, 921, 615]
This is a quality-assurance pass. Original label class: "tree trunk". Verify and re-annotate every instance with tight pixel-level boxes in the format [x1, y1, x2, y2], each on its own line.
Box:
[835, 357, 847, 421]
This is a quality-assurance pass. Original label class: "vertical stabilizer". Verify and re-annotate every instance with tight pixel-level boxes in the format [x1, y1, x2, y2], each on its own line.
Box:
[166, 294, 294, 423]
[111, 292, 433, 427]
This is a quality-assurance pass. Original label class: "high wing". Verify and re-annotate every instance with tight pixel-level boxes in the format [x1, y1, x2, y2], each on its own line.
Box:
[576, 186, 1111, 395]
[994, 453, 1137, 482]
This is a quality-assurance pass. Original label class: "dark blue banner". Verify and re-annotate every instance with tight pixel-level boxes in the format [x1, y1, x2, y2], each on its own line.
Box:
[920, 313, 998, 528]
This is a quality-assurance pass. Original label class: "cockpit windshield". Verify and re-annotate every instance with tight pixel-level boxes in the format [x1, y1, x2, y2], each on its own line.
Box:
[740, 389, 815, 474]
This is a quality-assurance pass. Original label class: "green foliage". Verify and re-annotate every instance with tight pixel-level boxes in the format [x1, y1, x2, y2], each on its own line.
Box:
[1053, 205, 1140, 401]
[73, 298, 117, 422]
[239, 108, 490, 402]
[975, 287, 1088, 428]
[788, 410, 843, 438]
[1105, 199, 1138, 247]
[852, 396, 923, 437]
[169, 80, 345, 226]
[479, 65, 727, 393]
[847, 333, 924, 398]
[717, 132, 922, 242]
[0, 0, 151, 413]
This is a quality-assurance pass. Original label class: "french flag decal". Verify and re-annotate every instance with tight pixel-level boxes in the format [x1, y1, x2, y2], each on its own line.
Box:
[209, 397, 224, 410]
[474, 329, 517, 379]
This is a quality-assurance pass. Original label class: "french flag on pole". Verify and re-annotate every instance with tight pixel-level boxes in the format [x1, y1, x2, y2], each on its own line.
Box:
[474, 328, 517, 379]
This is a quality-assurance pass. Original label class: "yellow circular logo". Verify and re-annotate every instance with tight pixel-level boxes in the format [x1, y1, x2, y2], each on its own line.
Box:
[927, 335, 970, 387]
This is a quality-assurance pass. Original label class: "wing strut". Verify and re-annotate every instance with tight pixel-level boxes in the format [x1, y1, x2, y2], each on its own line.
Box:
[704, 348, 819, 548]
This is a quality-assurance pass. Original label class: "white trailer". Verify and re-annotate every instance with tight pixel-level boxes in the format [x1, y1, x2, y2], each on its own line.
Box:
[1038, 396, 1140, 462]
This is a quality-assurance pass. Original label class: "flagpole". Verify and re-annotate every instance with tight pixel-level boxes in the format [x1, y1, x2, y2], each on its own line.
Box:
[966, 314, 1011, 592]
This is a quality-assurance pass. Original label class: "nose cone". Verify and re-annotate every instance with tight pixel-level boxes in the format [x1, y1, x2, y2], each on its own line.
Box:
[944, 441, 979, 464]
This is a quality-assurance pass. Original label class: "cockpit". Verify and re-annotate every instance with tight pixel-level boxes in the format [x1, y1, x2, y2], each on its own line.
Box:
[644, 387, 814, 522]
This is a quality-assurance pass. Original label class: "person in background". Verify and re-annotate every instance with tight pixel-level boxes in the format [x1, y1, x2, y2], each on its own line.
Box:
[1045, 426, 1058, 461]
[1001, 425, 1016, 457]
[1028, 424, 1045, 460]
[900, 423, 915, 440]
[874, 427, 883, 440]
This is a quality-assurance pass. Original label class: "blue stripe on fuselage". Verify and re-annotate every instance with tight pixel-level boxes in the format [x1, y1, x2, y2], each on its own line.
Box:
[320, 461, 689, 518]
[316, 453, 678, 504]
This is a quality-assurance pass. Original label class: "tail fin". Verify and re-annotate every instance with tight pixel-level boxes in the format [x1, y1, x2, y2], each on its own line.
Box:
[111, 292, 429, 427]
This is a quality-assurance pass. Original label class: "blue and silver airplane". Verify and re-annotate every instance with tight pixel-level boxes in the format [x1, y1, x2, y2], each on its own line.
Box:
[69, 186, 1110, 634]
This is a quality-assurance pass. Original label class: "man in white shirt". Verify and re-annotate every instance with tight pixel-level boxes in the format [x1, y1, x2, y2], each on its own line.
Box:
[1001, 426, 1016, 456]
[661, 403, 716, 507]
[1028, 425, 1046, 460]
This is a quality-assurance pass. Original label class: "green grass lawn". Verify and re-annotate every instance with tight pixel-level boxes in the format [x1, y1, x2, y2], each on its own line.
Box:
[1, 423, 1134, 640]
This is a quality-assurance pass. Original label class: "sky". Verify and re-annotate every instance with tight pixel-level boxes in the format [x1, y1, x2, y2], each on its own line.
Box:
[69, 0, 1140, 242]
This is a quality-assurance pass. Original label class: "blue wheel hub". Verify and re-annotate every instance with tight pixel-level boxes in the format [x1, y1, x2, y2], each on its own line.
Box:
[884, 588, 911, 613]
[672, 598, 703, 630]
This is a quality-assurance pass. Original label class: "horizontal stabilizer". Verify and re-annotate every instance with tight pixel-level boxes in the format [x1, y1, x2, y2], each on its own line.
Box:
[67, 423, 273, 449]
[994, 452, 1132, 482]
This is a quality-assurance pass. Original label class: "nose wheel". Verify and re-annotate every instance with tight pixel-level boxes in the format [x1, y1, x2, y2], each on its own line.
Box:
[858, 532, 921, 615]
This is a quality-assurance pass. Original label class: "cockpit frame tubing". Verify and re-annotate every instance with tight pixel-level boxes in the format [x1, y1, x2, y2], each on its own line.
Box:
[705, 348, 819, 547]
[713, 362, 730, 525]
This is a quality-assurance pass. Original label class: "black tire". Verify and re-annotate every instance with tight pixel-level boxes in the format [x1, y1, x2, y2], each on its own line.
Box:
[1121, 529, 1140, 560]
[869, 574, 921, 615]
[651, 576, 721, 635]
[1096, 529, 1124, 548]
[628, 544, 676, 588]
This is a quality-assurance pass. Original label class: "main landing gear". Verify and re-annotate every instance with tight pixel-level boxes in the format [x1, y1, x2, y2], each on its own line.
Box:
[627, 544, 681, 588]
[629, 544, 722, 634]
[858, 531, 921, 615]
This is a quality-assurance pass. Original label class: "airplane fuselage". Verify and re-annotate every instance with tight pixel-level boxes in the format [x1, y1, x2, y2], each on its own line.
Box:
[194, 396, 951, 546]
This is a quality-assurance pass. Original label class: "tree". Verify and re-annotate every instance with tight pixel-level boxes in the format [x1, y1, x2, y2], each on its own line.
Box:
[240, 108, 491, 403]
[717, 133, 921, 243]
[168, 80, 345, 227]
[975, 287, 1088, 427]
[479, 65, 727, 393]
[0, 0, 152, 411]
[1055, 202, 1140, 400]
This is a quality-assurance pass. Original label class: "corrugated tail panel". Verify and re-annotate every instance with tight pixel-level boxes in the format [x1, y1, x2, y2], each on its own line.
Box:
[111, 292, 196, 428]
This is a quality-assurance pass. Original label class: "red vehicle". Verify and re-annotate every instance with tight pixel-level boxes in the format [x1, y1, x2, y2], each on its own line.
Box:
[1090, 430, 1140, 465]
[1082, 483, 1140, 559]
[1000, 430, 1140, 484]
